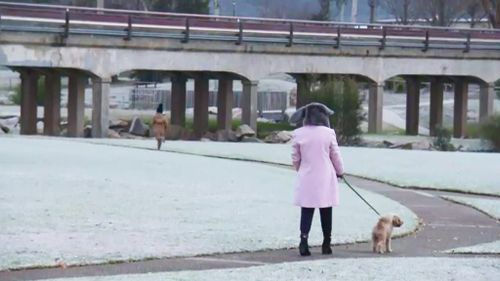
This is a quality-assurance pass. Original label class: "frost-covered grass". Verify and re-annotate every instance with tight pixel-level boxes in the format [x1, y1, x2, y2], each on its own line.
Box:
[441, 195, 500, 220]
[81, 138, 500, 196]
[0, 137, 417, 270]
[445, 241, 500, 255]
[33, 258, 500, 281]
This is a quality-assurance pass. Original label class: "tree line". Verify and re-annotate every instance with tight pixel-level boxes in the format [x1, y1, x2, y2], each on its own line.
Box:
[20, 0, 500, 28]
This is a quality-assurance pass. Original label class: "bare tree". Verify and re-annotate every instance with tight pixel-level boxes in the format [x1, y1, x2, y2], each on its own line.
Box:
[381, 0, 473, 27]
[255, 0, 316, 20]
[380, 0, 413, 24]
[482, 0, 500, 28]
[463, 0, 486, 27]
[413, 0, 472, 26]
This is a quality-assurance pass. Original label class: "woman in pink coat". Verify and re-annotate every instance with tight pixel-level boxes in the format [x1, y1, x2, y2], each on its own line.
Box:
[291, 103, 344, 256]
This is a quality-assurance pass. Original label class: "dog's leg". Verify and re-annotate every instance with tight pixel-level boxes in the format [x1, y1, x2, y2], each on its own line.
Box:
[376, 242, 384, 254]
[386, 237, 392, 253]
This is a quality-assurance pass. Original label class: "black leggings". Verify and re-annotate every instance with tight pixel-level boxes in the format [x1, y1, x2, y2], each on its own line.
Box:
[300, 207, 332, 237]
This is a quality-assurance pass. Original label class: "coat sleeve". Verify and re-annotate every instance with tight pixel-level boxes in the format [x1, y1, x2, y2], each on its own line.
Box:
[291, 132, 301, 171]
[329, 129, 344, 176]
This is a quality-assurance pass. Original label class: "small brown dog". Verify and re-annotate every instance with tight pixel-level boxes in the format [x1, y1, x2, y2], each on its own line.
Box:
[372, 215, 403, 254]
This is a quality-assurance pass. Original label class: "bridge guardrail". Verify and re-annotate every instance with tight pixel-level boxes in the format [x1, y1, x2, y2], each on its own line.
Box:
[0, 1, 499, 52]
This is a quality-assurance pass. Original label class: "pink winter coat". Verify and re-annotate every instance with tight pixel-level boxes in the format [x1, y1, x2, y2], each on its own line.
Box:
[291, 126, 344, 208]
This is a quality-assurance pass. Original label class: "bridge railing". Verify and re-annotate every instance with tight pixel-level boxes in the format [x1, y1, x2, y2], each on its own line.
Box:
[0, 1, 499, 51]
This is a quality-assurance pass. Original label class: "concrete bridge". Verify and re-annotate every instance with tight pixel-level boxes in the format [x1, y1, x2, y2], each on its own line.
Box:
[0, 2, 499, 138]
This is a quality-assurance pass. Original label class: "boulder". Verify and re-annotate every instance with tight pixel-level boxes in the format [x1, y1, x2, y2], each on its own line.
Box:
[241, 136, 263, 143]
[202, 132, 217, 141]
[0, 124, 8, 133]
[264, 131, 292, 143]
[216, 130, 238, 142]
[389, 142, 413, 150]
[235, 124, 255, 139]
[129, 117, 148, 136]
[411, 140, 433, 150]
[83, 126, 92, 138]
[109, 119, 129, 130]
[0, 116, 19, 127]
[107, 129, 121, 139]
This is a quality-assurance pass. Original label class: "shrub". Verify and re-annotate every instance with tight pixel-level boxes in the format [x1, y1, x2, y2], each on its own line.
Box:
[304, 76, 363, 145]
[433, 126, 455, 151]
[479, 115, 500, 151]
[9, 77, 45, 106]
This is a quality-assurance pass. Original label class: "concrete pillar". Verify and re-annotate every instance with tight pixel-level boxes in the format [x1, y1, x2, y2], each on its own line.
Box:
[405, 77, 420, 135]
[91, 77, 110, 138]
[242, 80, 259, 131]
[296, 75, 310, 109]
[479, 82, 495, 122]
[193, 75, 209, 138]
[43, 72, 61, 136]
[217, 77, 233, 131]
[20, 70, 38, 135]
[453, 79, 468, 138]
[171, 75, 187, 127]
[368, 82, 383, 133]
[429, 79, 444, 136]
[67, 72, 86, 138]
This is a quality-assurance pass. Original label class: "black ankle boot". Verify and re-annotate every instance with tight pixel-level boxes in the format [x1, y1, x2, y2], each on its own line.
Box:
[322, 236, 332, 255]
[299, 234, 311, 256]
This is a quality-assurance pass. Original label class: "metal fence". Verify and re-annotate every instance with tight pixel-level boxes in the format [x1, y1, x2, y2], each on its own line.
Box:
[129, 87, 288, 113]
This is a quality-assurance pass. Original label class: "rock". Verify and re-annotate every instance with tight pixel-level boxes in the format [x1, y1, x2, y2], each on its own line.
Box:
[216, 130, 238, 142]
[129, 117, 148, 136]
[0, 124, 9, 133]
[411, 140, 432, 150]
[389, 142, 413, 150]
[37, 121, 44, 133]
[119, 132, 143, 139]
[264, 130, 292, 143]
[382, 140, 394, 147]
[202, 132, 217, 141]
[109, 119, 129, 130]
[241, 136, 263, 143]
[107, 130, 121, 139]
[0, 116, 19, 127]
[235, 124, 255, 139]
[84, 126, 92, 138]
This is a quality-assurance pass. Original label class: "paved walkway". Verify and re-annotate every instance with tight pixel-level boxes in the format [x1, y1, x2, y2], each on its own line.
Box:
[1, 154, 499, 281]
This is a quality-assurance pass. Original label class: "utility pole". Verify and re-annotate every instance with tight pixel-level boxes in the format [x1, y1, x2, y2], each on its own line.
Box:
[97, 0, 104, 9]
[403, 0, 409, 25]
[369, 0, 377, 24]
[214, 0, 220, 16]
[232, 0, 236, 17]
[351, 0, 358, 23]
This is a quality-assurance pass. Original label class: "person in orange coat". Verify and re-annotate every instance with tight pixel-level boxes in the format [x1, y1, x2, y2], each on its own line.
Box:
[152, 103, 168, 150]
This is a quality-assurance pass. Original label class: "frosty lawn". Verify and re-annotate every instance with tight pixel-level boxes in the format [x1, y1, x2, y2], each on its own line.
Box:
[441, 195, 500, 220]
[30, 258, 500, 281]
[82, 138, 500, 196]
[445, 241, 500, 255]
[0, 137, 417, 270]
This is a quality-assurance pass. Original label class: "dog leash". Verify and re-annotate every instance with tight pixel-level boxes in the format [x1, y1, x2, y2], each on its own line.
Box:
[342, 176, 381, 217]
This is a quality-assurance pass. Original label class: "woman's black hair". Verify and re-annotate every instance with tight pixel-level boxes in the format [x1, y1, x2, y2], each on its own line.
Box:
[156, 103, 163, 114]
[303, 105, 331, 128]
